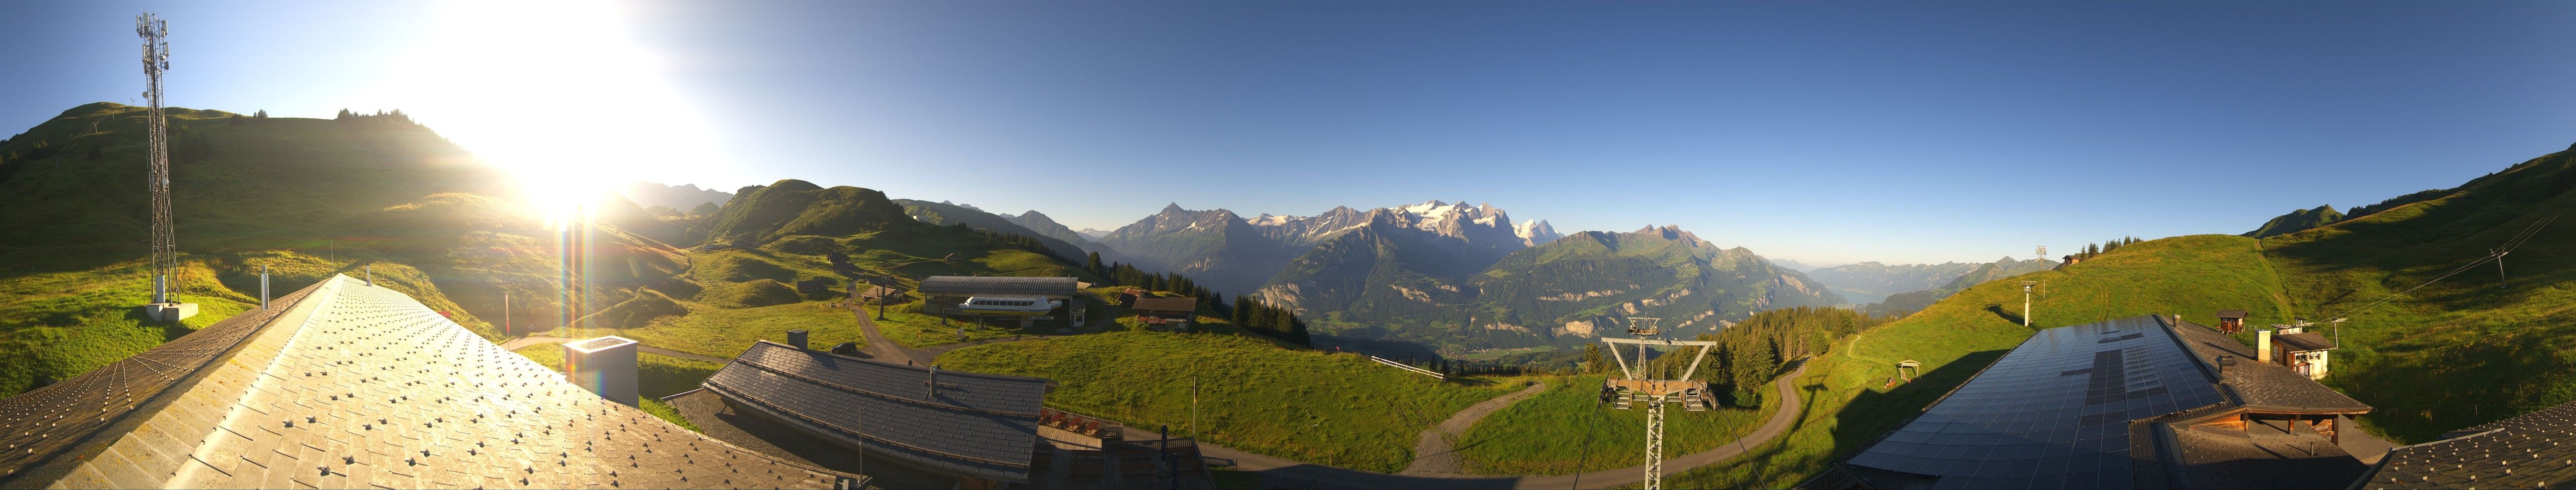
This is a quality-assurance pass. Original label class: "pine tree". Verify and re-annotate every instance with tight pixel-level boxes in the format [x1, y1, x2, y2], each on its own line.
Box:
[1085, 252, 1103, 275]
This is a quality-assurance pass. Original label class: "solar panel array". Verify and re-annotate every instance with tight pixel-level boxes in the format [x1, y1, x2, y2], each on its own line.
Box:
[1845, 315, 2227, 489]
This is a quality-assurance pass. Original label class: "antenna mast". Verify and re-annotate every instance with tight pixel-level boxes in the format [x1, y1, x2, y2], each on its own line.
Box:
[138, 13, 175, 305]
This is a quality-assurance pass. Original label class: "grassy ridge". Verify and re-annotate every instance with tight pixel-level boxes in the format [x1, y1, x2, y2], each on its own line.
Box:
[1667, 234, 2291, 488]
[2256, 152, 2576, 441]
[1457, 375, 1775, 475]
[937, 332, 1518, 473]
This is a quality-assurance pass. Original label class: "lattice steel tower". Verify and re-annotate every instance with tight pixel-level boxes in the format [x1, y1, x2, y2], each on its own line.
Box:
[1596, 317, 1720, 490]
[138, 13, 175, 305]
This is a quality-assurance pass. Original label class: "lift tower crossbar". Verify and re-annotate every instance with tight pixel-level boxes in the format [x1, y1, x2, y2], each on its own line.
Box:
[1597, 317, 1720, 490]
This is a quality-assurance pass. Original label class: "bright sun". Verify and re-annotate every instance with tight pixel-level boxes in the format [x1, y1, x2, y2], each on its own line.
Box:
[366, 0, 731, 225]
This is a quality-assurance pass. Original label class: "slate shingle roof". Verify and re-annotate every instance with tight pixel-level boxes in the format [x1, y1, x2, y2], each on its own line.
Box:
[701, 341, 1050, 483]
[915, 276, 1079, 298]
[0, 275, 856, 489]
[2274, 332, 2334, 352]
[0, 281, 322, 484]
[2167, 319, 2370, 412]
[2360, 398, 2576, 489]
[1130, 297, 1197, 314]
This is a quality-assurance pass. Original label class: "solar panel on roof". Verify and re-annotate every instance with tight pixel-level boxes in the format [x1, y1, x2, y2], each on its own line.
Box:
[1845, 315, 2226, 489]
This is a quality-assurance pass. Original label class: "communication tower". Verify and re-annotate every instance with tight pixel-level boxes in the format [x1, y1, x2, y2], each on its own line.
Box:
[137, 13, 194, 322]
[1594, 317, 1719, 490]
[2036, 245, 2048, 260]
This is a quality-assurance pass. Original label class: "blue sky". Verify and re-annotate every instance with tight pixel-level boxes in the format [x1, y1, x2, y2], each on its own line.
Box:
[6, 1, 2576, 265]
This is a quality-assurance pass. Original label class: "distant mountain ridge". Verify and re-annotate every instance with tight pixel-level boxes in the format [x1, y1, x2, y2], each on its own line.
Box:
[1263, 224, 1843, 351]
[1098, 200, 1562, 295]
[621, 181, 733, 211]
[1805, 261, 1981, 304]
[894, 199, 1094, 260]
[1870, 256, 2059, 314]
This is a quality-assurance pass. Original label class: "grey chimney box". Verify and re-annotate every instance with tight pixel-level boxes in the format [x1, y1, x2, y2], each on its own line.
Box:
[788, 329, 809, 350]
[564, 335, 640, 406]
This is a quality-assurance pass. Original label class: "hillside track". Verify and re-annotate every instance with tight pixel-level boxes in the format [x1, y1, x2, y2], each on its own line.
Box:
[1190, 361, 1812, 489]
[1400, 381, 1550, 475]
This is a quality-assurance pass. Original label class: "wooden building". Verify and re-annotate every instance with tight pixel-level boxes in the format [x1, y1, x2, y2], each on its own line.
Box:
[2214, 309, 2248, 334]
[2259, 328, 2336, 379]
[1130, 296, 1198, 332]
[918, 276, 1081, 328]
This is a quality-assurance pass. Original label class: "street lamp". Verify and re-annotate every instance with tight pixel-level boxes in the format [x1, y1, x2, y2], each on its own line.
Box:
[2020, 280, 2037, 327]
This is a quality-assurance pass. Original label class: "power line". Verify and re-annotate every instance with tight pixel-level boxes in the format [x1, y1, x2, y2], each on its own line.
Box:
[2320, 213, 2558, 350]
[2329, 214, 2556, 322]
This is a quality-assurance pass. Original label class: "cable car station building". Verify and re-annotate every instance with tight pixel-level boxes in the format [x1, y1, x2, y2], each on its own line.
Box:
[917, 276, 1082, 329]
[1816, 314, 2375, 490]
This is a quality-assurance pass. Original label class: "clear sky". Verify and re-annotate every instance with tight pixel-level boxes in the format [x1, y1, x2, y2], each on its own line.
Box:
[6, 1, 2576, 265]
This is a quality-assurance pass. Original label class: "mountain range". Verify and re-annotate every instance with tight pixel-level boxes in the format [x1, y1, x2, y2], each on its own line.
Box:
[621, 181, 733, 213]
[1804, 261, 1982, 303]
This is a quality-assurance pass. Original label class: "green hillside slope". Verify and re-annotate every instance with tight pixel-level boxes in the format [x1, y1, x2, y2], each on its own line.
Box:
[937, 332, 1519, 473]
[0, 103, 670, 397]
[1669, 234, 2290, 488]
[1676, 144, 2576, 487]
[2244, 204, 2345, 238]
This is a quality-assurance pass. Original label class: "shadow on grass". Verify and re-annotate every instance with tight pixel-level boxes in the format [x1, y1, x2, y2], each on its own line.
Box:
[1830, 350, 2008, 459]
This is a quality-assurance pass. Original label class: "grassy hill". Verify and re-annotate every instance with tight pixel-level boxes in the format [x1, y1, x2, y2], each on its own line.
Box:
[0, 104, 601, 396]
[937, 331, 1520, 473]
[1671, 144, 2576, 487]
[0, 104, 1099, 400]
[1668, 234, 2291, 488]
[2244, 204, 2345, 238]
[1456, 374, 1776, 475]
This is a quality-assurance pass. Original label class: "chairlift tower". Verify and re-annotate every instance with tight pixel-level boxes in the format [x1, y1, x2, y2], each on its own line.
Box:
[1595, 317, 1720, 490]
[136, 13, 193, 322]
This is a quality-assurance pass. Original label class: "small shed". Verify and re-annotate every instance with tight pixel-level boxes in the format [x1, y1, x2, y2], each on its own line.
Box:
[1131, 296, 1198, 332]
[795, 278, 836, 294]
[2270, 331, 2336, 379]
[2213, 310, 2249, 334]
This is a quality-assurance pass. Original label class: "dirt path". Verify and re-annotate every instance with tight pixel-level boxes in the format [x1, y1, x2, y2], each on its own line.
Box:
[496, 336, 729, 363]
[1188, 361, 1813, 489]
[1401, 381, 1549, 475]
[849, 308, 927, 366]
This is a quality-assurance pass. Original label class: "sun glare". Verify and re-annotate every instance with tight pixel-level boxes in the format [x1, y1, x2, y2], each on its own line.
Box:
[364, 1, 731, 226]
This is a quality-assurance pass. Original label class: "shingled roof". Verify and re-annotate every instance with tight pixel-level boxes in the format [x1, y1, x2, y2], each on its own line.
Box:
[915, 276, 1079, 298]
[1130, 296, 1197, 314]
[2358, 398, 2576, 489]
[2167, 319, 2369, 412]
[0, 275, 857, 489]
[700, 341, 1051, 483]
